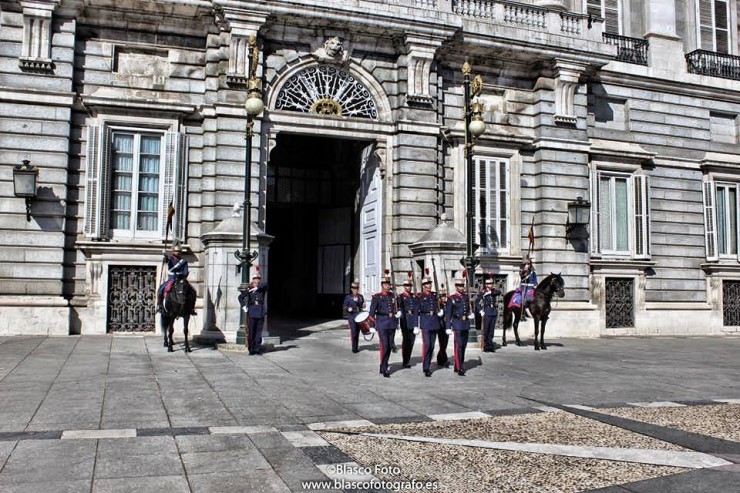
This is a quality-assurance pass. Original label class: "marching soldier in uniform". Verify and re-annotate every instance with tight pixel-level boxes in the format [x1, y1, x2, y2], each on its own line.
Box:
[445, 275, 475, 376]
[369, 272, 400, 378]
[436, 286, 450, 368]
[343, 281, 365, 353]
[398, 273, 420, 369]
[157, 244, 196, 315]
[418, 274, 440, 377]
[238, 267, 268, 355]
[476, 275, 502, 353]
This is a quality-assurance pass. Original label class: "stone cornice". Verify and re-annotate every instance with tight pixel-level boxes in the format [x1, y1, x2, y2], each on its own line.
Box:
[0, 87, 75, 106]
[80, 94, 197, 115]
[597, 69, 740, 103]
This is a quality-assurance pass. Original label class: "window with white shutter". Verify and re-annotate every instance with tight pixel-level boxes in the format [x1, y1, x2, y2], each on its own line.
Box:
[473, 156, 510, 254]
[714, 182, 738, 256]
[585, 0, 621, 34]
[697, 0, 730, 53]
[591, 169, 651, 258]
[83, 124, 188, 242]
[703, 179, 719, 260]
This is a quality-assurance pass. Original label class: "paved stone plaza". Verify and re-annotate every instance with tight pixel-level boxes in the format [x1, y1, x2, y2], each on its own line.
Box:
[0, 325, 738, 492]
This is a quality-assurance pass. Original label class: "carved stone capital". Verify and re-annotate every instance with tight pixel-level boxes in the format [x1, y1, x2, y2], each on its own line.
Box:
[404, 35, 443, 107]
[552, 59, 587, 125]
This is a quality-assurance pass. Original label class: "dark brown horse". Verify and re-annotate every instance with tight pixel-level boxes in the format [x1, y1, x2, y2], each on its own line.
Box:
[502, 273, 565, 350]
[161, 275, 197, 353]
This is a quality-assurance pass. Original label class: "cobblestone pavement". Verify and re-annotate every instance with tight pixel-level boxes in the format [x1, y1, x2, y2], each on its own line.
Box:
[0, 324, 738, 492]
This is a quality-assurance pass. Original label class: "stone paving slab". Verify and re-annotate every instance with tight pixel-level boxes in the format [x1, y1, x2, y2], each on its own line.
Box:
[0, 334, 739, 492]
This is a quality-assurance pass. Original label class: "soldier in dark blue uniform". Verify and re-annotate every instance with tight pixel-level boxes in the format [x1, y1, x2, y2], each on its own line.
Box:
[436, 287, 451, 368]
[238, 268, 268, 355]
[157, 244, 196, 315]
[418, 276, 440, 377]
[368, 273, 399, 378]
[397, 274, 420, 369]
[445, 277, 475, 376]
[343, 281, 365, 353]
[476, 276, 502, 353]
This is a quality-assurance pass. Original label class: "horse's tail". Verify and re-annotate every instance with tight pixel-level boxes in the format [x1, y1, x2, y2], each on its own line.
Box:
[502, 291, 514, 330]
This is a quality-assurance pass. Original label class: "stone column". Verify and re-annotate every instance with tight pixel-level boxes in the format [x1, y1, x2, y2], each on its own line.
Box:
[643, 0, 684, 73]
[197, 204, 275, 346]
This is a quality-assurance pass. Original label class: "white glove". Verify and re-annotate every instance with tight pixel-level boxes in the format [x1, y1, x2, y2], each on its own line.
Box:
[395, 310, 402, 319]
[242, 306, 247, 313]
[467, 313, 475, 320]
[348, 308, 353, 312]
[413, 327, 420, 335]
[479, 310, 485, 317]
[446, 329, 453, 335]
[437, 309, 444, 317]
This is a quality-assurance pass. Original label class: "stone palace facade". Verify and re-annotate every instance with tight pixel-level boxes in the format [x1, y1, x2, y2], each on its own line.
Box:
[2, 0, 740, 338]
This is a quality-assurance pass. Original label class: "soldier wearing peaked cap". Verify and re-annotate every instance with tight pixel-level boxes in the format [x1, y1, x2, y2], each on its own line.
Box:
[417, 273, 440, 377]
[343, 281, 365, 353]
[238, 267, 268, 355]
[476, 275, 502, 353]
[436, 286, 451, 368]
[445, 275, 475, 376]
[398, 273, 420, 369]
[368, 271, 399, 378]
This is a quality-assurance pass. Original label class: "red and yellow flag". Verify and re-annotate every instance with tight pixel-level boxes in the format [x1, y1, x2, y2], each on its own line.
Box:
[527, 219, 535, 252]
[165, 201, 175, 233]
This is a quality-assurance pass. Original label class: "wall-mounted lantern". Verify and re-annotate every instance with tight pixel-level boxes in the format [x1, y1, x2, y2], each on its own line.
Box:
[565, 196, 590, 241]
[13, 160, 38, 221]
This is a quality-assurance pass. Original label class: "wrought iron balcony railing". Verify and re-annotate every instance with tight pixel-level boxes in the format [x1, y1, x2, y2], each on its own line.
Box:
[602, 33, 648, 65]
[686, 49, 740, 81]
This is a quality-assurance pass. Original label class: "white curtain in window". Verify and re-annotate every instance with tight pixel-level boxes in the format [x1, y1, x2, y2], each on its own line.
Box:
[592, 170, 651, 257]
[473, 156, 510, 253]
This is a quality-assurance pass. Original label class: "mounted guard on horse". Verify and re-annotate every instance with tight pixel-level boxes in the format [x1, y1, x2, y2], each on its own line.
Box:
[508, 253, 537, 320]
[157, 244, 197, 316]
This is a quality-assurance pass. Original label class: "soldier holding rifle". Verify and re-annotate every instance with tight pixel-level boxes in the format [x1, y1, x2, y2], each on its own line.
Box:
[445, 272, 475, 376]
[418, 269, 440, 377]
[398, 271, 420, 369]
[431, 258, 451, 369]
[369, 269, 401, 378]
[476, 274, 502, 353]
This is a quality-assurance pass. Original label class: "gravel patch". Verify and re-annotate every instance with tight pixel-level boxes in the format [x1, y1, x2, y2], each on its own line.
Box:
[598, 404, 740, 442]
[322, 433, 685, 493]
[327, 412, 686, 450]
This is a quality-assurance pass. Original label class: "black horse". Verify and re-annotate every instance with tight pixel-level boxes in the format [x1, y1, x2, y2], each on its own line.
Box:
[502, 273, 565, 351]
[161, 275, 197, 353]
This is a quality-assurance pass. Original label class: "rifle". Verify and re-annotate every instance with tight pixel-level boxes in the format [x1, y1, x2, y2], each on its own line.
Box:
[430, 258, 440, 294]
[388, 258, 399, 314]
[408, 254, 418, 294]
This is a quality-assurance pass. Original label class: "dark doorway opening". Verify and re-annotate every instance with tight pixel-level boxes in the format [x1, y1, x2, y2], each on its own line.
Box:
[267, 134, 372, 319]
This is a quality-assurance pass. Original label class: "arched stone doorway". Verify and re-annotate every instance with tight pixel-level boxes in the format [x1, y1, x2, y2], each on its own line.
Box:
[266, 133, 380, 319]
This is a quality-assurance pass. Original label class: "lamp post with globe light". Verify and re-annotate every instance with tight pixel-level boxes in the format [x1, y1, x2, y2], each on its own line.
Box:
[234, 36, 264, 345]
[462, 62, 486, 341]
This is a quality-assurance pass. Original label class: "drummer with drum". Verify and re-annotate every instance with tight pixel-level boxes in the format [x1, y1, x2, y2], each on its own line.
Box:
[343, 281, 366, 353]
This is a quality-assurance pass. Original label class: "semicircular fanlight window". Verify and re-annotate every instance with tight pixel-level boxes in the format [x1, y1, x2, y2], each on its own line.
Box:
[275, 65, 379, 120]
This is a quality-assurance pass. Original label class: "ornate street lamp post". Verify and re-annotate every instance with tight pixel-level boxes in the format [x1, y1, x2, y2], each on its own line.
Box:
[462, 62, 486, 340]
[235, 36, 264, 345]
